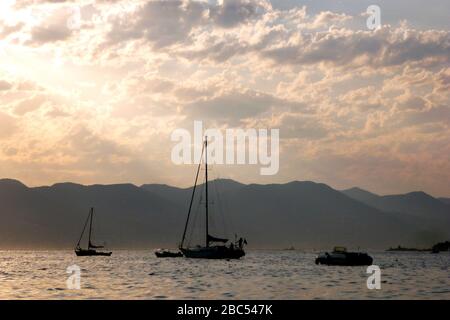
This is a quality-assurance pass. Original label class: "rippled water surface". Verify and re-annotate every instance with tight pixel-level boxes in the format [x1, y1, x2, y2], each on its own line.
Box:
[0, 250, 448, 299]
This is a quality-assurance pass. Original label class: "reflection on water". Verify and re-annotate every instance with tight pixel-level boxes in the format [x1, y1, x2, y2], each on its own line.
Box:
[0, 250, 448, 299]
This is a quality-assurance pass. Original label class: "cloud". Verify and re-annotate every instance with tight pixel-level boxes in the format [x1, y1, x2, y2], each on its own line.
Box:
[401, 105, 450, 127]
[107, 0, 270, 49]
[29, 25, 72, 44]
[1, 0, 450, 196]
[308, 11, 352, 29]
[210, 0, 270, 28]
[184, 89, 275, 124]
[257, 112, 330, 140]
[108, 0, 207, 48]
[66, 126, 126, 160]
[12, 0, 72, 8]
[103, 4, 448, 71]
[0, 80, 13, 91]
[11, 1, 450, 71]
[0, 112, 17, 139]
[260, 27, 450, 69]
[396, 94, 427, 111]
[0, 22, 24, 39]
[46, 106, 70, 118]
[13, 95, 47, 115]
[26, 8, 75, 45]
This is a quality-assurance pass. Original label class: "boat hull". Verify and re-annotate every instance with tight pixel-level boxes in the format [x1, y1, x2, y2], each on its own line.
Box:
[315, 252, 373, 266]
[75, 249, 112, 257]
[155, 250, 183, 258]
[181, 246, 245, 259]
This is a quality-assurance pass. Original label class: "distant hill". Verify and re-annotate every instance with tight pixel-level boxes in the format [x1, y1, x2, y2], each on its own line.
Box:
[341, 188, 449, 219]
[0, 178, 449, 249]
[341, 187, 380, 203]
[342, 187, 450, 244]
[0, 179, 183, 249]
[141, 179, 245, 204]
[439, 197, 450, 205]
[219, 181, 419, 249]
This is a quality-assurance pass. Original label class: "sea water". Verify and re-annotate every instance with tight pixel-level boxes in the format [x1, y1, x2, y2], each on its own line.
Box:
[0, 250, 448, 299]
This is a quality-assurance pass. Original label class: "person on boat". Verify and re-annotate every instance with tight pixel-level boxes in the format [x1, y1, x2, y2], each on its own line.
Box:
[230, 242, 234, 250]
[238, 237, 247, 249]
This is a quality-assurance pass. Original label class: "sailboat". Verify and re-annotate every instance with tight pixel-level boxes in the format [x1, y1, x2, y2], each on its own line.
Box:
[75, 207, 112, 257]
[179, 138, 246, 259]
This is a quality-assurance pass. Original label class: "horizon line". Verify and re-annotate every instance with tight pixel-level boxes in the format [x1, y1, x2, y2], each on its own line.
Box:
[1, 177, 449, 199]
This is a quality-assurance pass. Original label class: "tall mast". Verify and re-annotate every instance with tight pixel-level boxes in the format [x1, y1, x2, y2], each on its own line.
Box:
[76, 208, 91, 248]
[88, 207, 93, 249]
[180, 142, 205, 249]
[205, 137, 209, 247]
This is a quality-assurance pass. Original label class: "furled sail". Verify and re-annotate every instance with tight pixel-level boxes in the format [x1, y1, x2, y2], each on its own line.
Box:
[207, 234, 228, 243]
[89, 241, 104, 249]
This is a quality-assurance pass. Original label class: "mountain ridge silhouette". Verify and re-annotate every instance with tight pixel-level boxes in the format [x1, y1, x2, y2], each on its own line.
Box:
[0, 178, 448, 249]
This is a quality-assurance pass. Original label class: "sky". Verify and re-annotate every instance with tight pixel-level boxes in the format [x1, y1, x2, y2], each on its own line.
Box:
[0, 0, 449, 197]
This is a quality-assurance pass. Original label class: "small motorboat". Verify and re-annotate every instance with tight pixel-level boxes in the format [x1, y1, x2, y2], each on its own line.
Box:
[154, 249, 183, 258]
[431, 241, 450, 254]
[315, 247, 373, 266]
